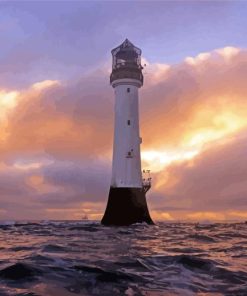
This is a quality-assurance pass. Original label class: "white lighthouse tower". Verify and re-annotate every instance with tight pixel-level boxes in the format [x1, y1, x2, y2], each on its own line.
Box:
[101, 39, 153, 226]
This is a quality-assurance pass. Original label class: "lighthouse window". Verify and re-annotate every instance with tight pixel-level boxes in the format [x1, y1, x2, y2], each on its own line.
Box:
[127, 120, 130, 125]
[127, 88, 130, 93]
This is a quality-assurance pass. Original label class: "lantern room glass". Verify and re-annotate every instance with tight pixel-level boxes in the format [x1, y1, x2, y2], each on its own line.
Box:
[112, 39, 142, 70]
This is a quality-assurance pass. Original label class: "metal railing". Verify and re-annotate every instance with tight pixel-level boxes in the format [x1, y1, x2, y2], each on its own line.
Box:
[142, 169, 151, 193]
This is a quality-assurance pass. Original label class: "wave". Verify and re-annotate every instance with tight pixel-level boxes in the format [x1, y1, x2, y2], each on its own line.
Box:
[0, 263, 42, 280]
[0, 221, 246, 295]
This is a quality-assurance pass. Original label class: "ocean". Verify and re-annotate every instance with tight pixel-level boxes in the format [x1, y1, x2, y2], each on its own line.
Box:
[0, 221, 246, 296]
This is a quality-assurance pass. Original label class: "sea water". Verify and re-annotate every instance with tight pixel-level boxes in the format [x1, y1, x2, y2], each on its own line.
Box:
[0, 221, 246, 295]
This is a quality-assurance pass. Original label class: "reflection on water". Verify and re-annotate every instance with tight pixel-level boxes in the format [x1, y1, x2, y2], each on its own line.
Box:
[0, 221, 246, 295]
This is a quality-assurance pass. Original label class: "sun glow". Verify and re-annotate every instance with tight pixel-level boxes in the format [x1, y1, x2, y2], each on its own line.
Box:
[142, 106, 247, 173]
[0, 80, 60, 121]
[142, 149, 199, 172]
[0, 90, 19, 121]
[152, 211, 174, 221]
[187, 111, 247, 148]
[186, 211, 226, 221]
[0, 90, 20, 141]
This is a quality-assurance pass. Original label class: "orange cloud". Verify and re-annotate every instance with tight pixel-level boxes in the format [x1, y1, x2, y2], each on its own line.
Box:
[1, 47, 247, 221]
[141, 47, 247, 169]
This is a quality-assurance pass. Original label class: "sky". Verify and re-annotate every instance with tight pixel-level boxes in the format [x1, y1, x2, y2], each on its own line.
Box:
[0, 1, 247, 221]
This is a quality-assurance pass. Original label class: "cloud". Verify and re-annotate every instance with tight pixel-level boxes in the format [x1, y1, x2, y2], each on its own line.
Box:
[0, 158, 110, 220]
[1, 46, 247, 221]
[140, 46, 247, 220]
[141, 46, 247, 150]
[0, 70, 113, 162]
[151, 133, 247, 213]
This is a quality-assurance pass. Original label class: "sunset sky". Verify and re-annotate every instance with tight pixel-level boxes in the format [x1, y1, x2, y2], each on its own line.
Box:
[1, 1, 247, 221]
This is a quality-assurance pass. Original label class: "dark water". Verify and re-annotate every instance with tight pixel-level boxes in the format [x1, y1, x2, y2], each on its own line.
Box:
[0, 221, 246, 296]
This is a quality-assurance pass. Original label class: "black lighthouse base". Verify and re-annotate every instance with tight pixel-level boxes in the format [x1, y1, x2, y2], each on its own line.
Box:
[101, 187, 154, 226]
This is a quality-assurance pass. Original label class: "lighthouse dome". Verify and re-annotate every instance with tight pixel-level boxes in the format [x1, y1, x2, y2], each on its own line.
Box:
[110, 39, 143, 85]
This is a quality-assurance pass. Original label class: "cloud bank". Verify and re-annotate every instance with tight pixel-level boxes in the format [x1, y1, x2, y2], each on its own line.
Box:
[0, 46, 247, 221]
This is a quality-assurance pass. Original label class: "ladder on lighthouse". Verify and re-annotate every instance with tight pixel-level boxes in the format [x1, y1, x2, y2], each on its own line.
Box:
[142, 169, 152, 193]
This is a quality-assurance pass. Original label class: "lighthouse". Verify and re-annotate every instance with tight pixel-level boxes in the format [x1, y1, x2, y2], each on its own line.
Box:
[101, 39, 153, 226]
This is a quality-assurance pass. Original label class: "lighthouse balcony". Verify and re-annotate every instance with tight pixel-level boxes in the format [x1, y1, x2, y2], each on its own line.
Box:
[110, 67, 143, 84]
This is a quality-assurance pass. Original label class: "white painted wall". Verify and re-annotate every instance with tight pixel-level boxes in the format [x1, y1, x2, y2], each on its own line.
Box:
[111, 78, 143, 188]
